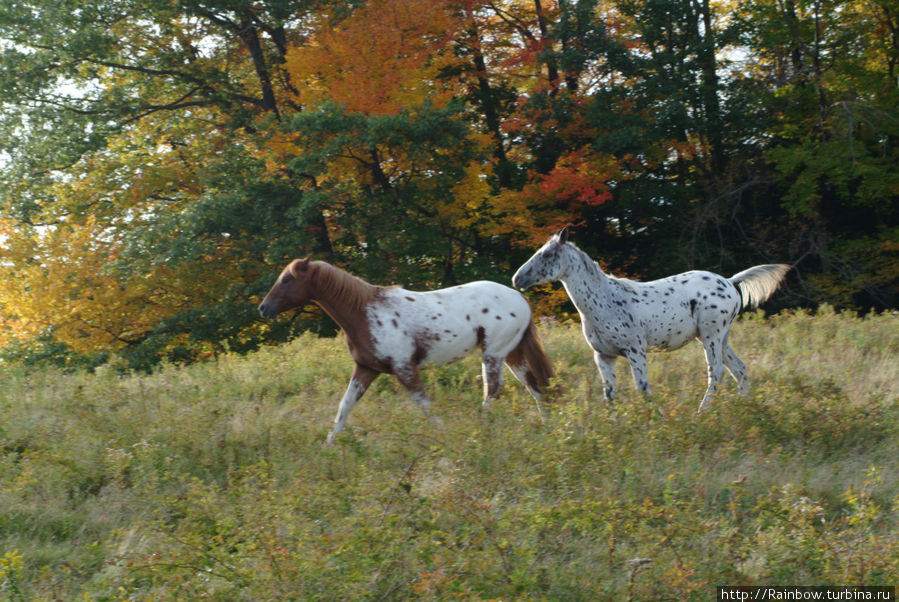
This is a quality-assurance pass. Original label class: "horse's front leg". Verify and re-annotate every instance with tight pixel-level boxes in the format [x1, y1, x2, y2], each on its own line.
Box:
[623, 349, 663, 416]
[622, 348, 651, 397]
[593, 351, 618, 403]
[327, 363, 380, 445]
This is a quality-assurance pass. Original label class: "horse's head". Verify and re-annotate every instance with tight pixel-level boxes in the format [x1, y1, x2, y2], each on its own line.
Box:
[258, 258, 315, 319]
[512, 227, 571, 290]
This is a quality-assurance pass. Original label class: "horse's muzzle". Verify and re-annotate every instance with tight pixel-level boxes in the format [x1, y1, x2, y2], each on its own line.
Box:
[258, 302, 277, 319]
[512, 270, 531, 290]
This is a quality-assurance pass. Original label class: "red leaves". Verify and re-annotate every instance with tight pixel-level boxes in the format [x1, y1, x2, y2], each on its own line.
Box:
[489, 147, 624, 246]
[522, 146, 621, 216]
[535, 149, 616, 208]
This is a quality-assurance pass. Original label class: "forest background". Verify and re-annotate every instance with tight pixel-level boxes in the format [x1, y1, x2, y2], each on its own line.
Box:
[1, 0, 897, 370]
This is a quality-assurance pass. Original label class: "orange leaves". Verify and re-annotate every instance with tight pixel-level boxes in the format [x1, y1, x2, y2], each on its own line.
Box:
[260, 129, 304, 177]
[284, 0, 463, 115]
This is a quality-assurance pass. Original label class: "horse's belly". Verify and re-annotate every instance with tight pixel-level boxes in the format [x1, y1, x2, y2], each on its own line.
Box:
[646, 314, 697, 351]
[420, 334, 478, 367]
[647, 330, 694, 351]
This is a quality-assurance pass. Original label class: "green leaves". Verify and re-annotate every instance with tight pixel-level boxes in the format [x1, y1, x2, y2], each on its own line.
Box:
[284, 100, 494, 285]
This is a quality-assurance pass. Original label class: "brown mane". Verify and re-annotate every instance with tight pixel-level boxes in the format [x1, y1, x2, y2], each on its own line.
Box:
[310, 261, 380, 313]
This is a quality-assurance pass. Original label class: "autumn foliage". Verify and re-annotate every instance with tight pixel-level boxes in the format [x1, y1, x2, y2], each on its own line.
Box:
[284, 0, 461, 115]
[1, 0, 897, 366]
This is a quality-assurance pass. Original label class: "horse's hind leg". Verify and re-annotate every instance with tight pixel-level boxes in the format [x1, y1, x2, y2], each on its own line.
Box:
[504, 350, 546, 421]
[505, 361, 542, 401]
[505, 346, 542, 399]
[698, 336, 725, 413]
[327, 364, 380, 445]
[394, 365, 442, 427]
[480, 355, 504, 406]
[723, 337, 749, 396]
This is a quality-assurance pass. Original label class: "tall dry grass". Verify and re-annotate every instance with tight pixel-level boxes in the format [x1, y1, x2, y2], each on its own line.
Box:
[0, 308, 897, 600]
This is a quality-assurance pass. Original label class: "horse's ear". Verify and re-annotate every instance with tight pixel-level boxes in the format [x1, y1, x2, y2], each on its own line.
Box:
[555, 226, 569, 243]
[289, 258, 310, 278]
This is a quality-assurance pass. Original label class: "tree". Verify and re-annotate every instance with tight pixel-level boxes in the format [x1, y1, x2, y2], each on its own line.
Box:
[2, 0, 897, 369]
[732, 0, 899, 308]
[0, 0, 327, 366]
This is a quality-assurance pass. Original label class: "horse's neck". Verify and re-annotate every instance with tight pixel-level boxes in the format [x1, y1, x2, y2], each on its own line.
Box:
[560, 245, 615, 304]
[309, 264, 378, 335]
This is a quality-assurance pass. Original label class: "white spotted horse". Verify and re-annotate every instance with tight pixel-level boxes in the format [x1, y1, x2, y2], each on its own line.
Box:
[512, 227, 789, 413]
[259, 259, 554, 443]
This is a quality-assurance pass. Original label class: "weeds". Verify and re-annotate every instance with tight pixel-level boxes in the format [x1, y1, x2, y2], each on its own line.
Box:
[0, 310, 897, 599]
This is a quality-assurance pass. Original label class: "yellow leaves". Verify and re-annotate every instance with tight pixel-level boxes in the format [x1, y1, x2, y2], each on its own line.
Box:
[262, 130, 303, 176]
[1, 216, 195, 354]
[0, 219, 42, 346]
[444, 162, 493, 227]
[3, 219, 126, 351]
[0, 106, 256, 358]
[284, 0, 463, 115]
[528, 284, 574, 317]
[0, 549, 24, 583]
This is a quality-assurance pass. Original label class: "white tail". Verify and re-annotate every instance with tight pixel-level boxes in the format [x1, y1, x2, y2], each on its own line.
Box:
[729, 264, 791, 310]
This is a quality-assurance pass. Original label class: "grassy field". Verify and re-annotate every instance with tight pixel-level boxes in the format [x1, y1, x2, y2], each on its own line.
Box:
[1, 308, 897, 600]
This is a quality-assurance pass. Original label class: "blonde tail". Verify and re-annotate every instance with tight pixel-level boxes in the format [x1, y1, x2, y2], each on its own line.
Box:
[729, 264, 791, 310]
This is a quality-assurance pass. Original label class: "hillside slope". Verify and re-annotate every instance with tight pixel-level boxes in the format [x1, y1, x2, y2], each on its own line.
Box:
[1, 309, 897, 599]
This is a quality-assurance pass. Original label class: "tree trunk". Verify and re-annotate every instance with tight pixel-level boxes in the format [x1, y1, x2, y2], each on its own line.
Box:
[238, 19, 281, 119]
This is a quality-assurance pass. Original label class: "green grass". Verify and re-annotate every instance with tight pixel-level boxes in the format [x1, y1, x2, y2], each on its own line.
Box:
[1, 308, 897, 600]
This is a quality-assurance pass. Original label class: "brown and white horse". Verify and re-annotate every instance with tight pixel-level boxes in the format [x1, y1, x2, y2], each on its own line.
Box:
[258, 259, 554, 443]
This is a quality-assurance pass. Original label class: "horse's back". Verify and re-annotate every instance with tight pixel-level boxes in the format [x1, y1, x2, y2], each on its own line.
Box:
[429, 280, 528, 305]
[643, 270, 739, 306]
[369, 281, 532, 368]
[425, 281, 534, 355]
[636, 270, 741, 349]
